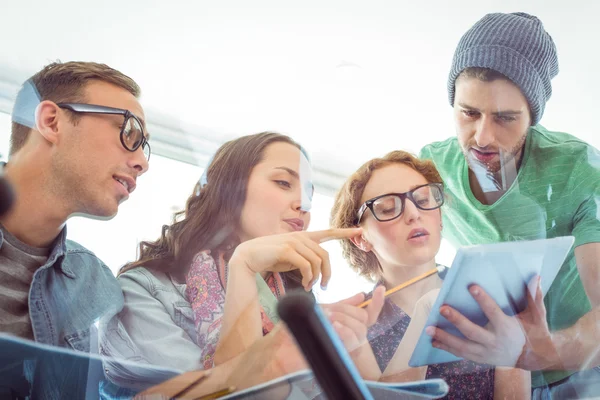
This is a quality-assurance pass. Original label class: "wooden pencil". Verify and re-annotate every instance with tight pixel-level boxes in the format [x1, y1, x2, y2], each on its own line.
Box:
[358, 265, 444, 308]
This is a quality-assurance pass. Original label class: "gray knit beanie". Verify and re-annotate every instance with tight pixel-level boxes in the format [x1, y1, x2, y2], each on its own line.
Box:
[448, 12, 559, 125]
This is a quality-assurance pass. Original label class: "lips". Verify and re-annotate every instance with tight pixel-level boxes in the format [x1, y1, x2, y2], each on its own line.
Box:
[470, 148, 498, 163]
[407, 228, 429, 240]
[113, 175, 136, 194]
[284, 218, 305, 232]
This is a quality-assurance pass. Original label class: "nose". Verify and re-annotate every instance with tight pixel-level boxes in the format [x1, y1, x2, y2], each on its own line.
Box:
[402, 198, 421, 225]
[129, 146, 149, 176]
[293, 183, 313, 212]
[293, 196, 311, 213]
[473, 116, 496, 148]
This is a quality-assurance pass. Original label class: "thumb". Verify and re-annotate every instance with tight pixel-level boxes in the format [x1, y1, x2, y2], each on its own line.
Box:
[339, 292, 366, 306]
[526, 275, 545, 319]
[534, 276, 546, 320]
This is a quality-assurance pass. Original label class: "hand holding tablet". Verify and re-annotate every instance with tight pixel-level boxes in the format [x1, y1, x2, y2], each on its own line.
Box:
[409, 236, 574, 369]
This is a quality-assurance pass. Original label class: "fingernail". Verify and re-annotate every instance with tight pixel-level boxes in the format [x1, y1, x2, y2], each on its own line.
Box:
[320, 284, 328, 291]
[441, 308, 450, 317]
[470, 286, 480, 296]
[425, 326, 435, 336]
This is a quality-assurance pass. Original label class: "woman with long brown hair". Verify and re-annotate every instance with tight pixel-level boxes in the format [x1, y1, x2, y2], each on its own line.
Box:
[101, 131, 384, 378]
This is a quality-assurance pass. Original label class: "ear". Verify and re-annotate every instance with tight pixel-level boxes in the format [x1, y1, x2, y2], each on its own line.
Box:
[34, 100, 62, 145]
[350, 231, 373, 253]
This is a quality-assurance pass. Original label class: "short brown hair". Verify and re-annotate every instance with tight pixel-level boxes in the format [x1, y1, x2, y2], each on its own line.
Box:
[330, 150, 442, 282]
[457, 66, 510, 83]
[10, 61, 140, 156]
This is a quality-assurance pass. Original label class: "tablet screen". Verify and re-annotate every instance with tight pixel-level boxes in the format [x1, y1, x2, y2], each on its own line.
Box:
[409, 236, 574, 367]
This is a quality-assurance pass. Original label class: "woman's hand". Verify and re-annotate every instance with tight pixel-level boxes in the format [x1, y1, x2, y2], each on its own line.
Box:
[321, 287, 386, 381]
[322, 286, 385, 352]
[230, 228, 362, 290]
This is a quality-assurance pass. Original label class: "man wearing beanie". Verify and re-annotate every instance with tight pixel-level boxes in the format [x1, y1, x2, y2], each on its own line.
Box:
[420, 12, 600, 398]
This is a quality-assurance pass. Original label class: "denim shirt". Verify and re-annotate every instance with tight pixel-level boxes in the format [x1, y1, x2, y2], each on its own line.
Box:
[100, 267, 199, 373]
[0, 227, 125, 399]
[2, 227, 125, 352]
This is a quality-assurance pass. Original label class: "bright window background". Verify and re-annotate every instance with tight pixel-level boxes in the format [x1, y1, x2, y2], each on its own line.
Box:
[66, 159, 455, 304]
[0, 3, 596, 301]
[0, 111, 455, 303]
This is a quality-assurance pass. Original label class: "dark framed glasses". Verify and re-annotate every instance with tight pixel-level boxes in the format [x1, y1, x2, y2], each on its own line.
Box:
[356, 183, 444, 224]
[57, 103, 151, 161]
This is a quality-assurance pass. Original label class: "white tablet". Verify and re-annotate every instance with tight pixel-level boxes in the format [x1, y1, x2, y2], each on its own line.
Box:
[408, 236, 574, 367]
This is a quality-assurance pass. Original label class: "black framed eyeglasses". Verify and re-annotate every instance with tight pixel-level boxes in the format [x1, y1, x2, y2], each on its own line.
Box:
[57, 103, 151, 161]
[356, 183, 444, 224]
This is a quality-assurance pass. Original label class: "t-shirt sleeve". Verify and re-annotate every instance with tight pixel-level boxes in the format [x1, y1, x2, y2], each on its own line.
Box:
[571, 148, 600, 247]
[418, 144, 432, 160]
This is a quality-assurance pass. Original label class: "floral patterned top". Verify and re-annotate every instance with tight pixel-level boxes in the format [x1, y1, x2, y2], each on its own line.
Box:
[368, 297, 495, 400]
[184, 250, 286, 369]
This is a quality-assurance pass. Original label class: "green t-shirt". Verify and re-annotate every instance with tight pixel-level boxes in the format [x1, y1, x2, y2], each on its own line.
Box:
[420, 125, 600, 388]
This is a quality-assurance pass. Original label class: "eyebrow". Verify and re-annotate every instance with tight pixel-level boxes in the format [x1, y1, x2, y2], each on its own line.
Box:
[374, 184, 429, 197]
[458, 102, 523, 116]
[409, 184, 425, 191]
[275, 166, 299, 179]
[275, 167, 315, 191]
[384, 184, 428, 194]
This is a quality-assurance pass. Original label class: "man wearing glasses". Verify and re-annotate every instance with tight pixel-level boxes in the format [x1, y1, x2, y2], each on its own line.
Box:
[0, 62, 374, 400]
[0, 61, 150, 353]
[419, 12, 600, 397]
